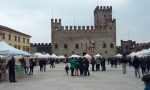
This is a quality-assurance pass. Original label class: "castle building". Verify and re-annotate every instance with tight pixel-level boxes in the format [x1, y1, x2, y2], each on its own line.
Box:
[30, 43, 51, 54]
[51, 6, 116, 58]
[0, 25, 31, 52]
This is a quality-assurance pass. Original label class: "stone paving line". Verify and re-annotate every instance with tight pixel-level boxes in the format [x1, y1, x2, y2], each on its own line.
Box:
[0, 63, 144, 90]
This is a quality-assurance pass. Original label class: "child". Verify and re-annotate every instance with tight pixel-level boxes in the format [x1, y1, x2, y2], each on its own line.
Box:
[65, 63, 69, 75]
[142, 74, 150, 90]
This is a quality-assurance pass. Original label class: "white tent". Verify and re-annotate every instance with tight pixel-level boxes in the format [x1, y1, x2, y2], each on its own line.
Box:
[0, 41, 25, 55]
[94, 54, 103, 58]
[58, 55, 66, 59]
[45, 53, 51, 58]
[50, 54, 58, 59]
[69, 54, 80, 58]
[114, 53, 123, 58]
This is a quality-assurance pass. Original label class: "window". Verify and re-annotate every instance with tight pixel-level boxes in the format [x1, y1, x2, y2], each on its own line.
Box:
[75, 43, 79, 49]
[64, 44, 67, 49]
[9, 34, 11, 40]
[2, 33, 5, 39]
[18, 37, 20, 42]
[27, 39, 29, 44]
[110, 27, 112, 30]
[23, 38, 25, 43]
[23, 46, 25, 51]
[104, 15, 106, 18]
[14, 36, 17, 41]
[103, 43, 106, 48]
[54, 44, 58, 49]
[110, 43, 114, 48]
[18, 45, 20, 49]
[14, 45, 17, 48]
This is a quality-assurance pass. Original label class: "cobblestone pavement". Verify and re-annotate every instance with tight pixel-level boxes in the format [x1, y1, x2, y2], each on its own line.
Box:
[0, 63, 144, 90]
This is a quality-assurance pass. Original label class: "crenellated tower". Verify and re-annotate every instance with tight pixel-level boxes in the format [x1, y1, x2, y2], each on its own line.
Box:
[94, 6, 112, 26]
[51, 6, 116, 58]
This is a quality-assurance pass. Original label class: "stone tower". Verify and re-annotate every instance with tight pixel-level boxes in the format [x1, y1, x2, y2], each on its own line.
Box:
[51, 6, 116, 58]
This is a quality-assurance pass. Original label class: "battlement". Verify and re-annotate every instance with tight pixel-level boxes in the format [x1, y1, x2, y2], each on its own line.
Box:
[94, 6, 112, 13]
[30, 43, 51, 46]
[51, 19, 61, 23]
[52, 25, 113, 31]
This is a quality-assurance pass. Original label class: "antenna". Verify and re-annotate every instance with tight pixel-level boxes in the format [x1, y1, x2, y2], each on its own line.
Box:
[74, 16, 75, 26]
[97, 0, 99, 6]
[91, 16, 93, 26]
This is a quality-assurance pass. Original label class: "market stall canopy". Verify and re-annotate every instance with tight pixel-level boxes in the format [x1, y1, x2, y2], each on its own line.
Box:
[0, 55, 3, 58]
[0, 41, 26, 55]
[50, 54, 58, 59]
[94, 54, 103, 58]
[69, 54, 80, 58]
[114, 53, 123, 58]
[58, 55, 66, 59]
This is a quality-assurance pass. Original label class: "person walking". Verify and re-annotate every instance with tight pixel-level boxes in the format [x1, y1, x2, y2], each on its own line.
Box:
[39, 59, 43, 71]
[69, 58, 76, 76]
[65, 63, 69, 75]
[6, 56, 17, 82]
[83, 57, 90, 76]
[91, 57, 96, 71]
[142, 74, 150, 90]
[132, 56, 141, 78]
[95, 57, 101, 71]
[140, 57, 147, 76]
[101, 58, 106, 71]
[78, 57, 84, 76]
[28, 58, 35, 75]
[121, 56, 127, 74]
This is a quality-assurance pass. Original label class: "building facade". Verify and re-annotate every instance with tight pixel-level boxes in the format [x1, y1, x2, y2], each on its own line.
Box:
[0, 25, 31, 52]
[30, 43, 51, 54]
[51, 6, 116, 58]
[118, 40, 150, 56]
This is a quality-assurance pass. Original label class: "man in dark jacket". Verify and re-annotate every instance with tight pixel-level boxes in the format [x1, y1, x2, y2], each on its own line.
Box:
[91, 57, 96, 71]
[6, 56, 17, 82]
[132, 56, 140, 78]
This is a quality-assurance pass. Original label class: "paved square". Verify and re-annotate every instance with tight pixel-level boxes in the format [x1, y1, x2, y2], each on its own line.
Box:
[0, 63, 144, 90]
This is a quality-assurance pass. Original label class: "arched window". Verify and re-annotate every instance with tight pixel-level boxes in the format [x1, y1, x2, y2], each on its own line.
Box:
[110, 43, 114, 48]
[75, 43, 79, 49]
[64, 44, 67, 49]
[103, 43, 106, 48]
[54, 44, 58, 49]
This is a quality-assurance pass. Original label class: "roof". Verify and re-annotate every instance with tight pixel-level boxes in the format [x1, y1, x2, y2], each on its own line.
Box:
[0, 25, 31, 37]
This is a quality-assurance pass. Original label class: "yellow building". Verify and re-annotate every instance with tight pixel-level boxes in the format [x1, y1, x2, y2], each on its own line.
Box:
[0, 25, 31, 52]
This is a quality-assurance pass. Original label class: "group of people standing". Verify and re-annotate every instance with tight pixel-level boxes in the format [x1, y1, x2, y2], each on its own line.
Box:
[91, 57, 106, 71]
[65, 57, 90, 76]
[65, 56, 106, 76]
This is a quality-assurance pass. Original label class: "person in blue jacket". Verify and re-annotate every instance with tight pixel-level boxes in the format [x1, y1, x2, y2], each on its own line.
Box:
[142, 74, 150, 90]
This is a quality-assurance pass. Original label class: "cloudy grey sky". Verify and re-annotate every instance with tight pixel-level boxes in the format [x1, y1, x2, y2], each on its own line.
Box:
[0, 0, 149, 46]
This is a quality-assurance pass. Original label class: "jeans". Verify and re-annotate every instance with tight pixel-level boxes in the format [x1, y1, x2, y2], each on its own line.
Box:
[134, 67, 140, 78]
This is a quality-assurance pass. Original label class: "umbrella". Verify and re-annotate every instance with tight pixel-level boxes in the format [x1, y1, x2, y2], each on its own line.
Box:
[94, 54, 103, 58]
[83, 54, 92, 60]
[69, 54, 80, 58]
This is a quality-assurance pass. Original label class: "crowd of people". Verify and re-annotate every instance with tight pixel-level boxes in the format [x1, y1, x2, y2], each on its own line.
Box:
[65, 56, 106, 77]
[2, 54, 150, 90]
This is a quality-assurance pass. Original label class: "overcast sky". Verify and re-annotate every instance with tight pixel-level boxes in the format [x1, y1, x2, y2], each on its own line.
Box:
[0, 0, 149, 46]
